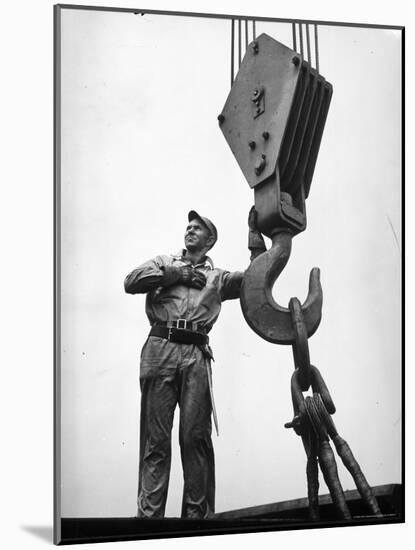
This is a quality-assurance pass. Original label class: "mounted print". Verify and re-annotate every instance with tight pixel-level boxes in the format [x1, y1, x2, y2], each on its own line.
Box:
[54, 4, 403, 544]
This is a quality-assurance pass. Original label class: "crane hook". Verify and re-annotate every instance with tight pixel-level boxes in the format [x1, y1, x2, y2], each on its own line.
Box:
[240, 229, 322, 344]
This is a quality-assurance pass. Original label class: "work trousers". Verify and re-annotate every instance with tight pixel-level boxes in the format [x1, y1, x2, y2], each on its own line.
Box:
[137, 336, 215, 519]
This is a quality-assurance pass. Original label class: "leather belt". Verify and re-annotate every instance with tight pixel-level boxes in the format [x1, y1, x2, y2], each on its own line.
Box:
[154, 319, 206, 332]
[149, 325, 208, 346]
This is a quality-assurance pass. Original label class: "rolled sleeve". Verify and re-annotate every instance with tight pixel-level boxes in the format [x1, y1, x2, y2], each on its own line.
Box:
[220, 271, 244, 301]
[124, 256, 168, 294]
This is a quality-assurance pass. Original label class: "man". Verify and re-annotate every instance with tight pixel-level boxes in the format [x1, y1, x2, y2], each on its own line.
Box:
[124, 209, 265, 519]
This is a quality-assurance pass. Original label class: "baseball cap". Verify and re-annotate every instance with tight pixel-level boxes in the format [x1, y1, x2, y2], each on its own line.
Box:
[188, 210, 218, 246]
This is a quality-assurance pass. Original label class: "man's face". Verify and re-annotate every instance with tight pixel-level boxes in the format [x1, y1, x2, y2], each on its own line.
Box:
[184, 219, 212, 251]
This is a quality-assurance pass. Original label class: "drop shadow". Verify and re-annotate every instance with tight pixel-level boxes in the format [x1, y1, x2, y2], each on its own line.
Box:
[21, 525, 53, 543]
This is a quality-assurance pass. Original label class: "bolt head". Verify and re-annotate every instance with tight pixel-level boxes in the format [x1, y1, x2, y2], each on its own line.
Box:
[217, 113, 225, 124]
[292, 56, 300, 66]
[248, 141, 256, 150]
[262, 131, 270, 140]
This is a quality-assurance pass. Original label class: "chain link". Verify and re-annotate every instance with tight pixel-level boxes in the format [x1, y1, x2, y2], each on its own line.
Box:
[289, 297, 311, 391]
[285, 301, 382, 520]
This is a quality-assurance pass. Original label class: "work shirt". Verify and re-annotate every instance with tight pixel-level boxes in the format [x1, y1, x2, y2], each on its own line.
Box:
[124, 250, 244, 333]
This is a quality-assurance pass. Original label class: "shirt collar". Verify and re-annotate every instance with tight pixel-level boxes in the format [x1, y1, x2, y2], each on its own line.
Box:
[172, 249, 214, 269]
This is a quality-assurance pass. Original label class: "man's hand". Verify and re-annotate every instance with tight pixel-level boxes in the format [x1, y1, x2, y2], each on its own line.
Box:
[248, 205, 259, 232]
[180, 266, 207, 289]
[248, 205, 266, 260]
[161, 265, 206, 289]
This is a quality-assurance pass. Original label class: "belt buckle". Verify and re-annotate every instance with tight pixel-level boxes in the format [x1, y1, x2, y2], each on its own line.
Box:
[177, 318, 187, 330]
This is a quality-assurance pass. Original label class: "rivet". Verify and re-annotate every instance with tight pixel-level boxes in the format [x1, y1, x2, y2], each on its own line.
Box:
[217, 114, 225, 124]
[262, 131, 270, 140]
[292, 56, 300, 66]
[248, 141, 256, 150]
[255, 154, 267, 176]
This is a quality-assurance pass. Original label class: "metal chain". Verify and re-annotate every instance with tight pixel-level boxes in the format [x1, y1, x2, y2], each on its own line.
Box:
[285, 302, 382, 520]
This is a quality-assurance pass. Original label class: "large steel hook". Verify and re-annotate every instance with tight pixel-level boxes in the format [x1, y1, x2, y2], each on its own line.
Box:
[240, 229, 322, 344]
[216, 32, 331, 344]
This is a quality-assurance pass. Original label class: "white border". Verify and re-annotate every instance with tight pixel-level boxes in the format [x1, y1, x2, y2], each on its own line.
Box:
[0, 0, 410, 548]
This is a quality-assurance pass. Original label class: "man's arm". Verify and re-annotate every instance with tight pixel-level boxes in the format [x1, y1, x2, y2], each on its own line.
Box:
[124, 256, 167, 294]
[124, 256, 207, 294]
[248, 206, 267, 261]
[221, 270, 244, 301]
[221, 207, 267, 301]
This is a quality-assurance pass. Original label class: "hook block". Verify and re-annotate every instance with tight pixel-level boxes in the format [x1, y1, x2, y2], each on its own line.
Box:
[219, 33, 332, 237]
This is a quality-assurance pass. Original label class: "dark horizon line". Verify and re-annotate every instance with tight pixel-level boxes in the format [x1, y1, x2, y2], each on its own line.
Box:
[55, 4, 404, 31]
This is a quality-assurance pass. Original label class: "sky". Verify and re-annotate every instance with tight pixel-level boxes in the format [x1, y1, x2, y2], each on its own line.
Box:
[58, 6, 401, 518]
